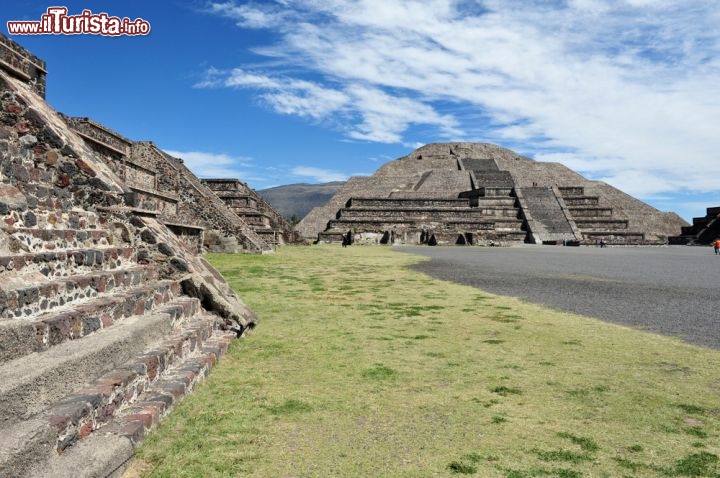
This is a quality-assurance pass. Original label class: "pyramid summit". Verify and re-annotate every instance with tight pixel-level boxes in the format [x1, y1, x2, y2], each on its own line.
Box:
[297, 143, 686, 246]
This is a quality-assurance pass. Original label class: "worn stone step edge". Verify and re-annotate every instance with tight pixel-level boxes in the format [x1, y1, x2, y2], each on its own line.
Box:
[0, 281, 193, 364]
[0, 246, 136, 277]
[0, 264, 159, 319]
[0, 297, 203, 425]
[0, 318, 233, 477]
[24, 333, 236, 478]
[48, 320, 227, 453]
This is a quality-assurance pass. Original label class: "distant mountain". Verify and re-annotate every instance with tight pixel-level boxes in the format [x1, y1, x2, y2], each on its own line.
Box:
[258, 182, 345, 221]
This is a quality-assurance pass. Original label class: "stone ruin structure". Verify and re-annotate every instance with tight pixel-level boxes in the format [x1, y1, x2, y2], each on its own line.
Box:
[64, 117, 273, 254]
[201, 179, 293, 245]
[669, 206, 720, 245]
[0, 35, 258, 476]
[297, 143, 687, 246]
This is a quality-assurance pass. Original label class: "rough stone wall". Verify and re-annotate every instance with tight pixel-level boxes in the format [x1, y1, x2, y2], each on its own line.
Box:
[0, 35, 46, 98]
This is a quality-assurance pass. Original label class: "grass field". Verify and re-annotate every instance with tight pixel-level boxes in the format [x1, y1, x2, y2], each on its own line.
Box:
[127, 245, 720, 477]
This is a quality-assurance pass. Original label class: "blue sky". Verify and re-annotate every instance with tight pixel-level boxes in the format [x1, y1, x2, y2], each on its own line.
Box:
[4, 1, 719, 221]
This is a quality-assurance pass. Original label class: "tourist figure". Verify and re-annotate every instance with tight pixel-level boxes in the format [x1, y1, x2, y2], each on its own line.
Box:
[714, 238, 720, 255]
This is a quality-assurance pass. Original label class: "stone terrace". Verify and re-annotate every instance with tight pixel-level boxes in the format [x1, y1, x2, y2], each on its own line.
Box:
[0, 35, 257, 477]
[65, 118, 272, 254]
[669, 206, 720, 245]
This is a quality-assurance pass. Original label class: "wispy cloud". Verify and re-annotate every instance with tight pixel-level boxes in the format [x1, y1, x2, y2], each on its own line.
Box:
[291, 166, 349, 183]
[203, 0, 720, 203]
[164, 149, 253, 179]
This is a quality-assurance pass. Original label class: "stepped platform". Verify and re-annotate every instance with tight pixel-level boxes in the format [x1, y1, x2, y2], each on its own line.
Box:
[557, 186, 653, 244]
[202, 179, 293, 245]
[0, 35, 258, 477]
[300, 145, 685, 246]
[669, 206, 720, 245]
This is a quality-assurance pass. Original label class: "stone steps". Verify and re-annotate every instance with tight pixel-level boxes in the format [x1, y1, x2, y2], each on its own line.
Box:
[0, 280, 187, 363]
[0, 246, 136, 277]
[476, 197, 517, 207]
[0, 264, 158, 319]
[0, 296, 200, 426]
[0, 310, 234, 477]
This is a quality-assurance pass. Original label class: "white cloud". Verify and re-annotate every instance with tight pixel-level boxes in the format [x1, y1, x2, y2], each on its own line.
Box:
[204, 0, 720, 204]
[291, 166, 349, 183]
[207, 1, 288, 28]
[164, 149, 253, 179]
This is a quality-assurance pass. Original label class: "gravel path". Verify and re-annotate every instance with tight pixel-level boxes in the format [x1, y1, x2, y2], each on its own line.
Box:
[395, 245, 720, 349]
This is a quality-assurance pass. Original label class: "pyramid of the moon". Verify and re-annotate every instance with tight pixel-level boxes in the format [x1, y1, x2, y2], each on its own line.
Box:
[296, 143, 687, 246]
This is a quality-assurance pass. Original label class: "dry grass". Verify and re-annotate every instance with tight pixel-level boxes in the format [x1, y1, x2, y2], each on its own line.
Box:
[129, 245, 720, 477]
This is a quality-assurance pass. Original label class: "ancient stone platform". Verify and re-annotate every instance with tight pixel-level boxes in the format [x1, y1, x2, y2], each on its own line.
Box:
[65, 118, 272, 254]
[298, 143, 687, 246]
[0, 34, 258, 477]
[201, 179, 293, 245]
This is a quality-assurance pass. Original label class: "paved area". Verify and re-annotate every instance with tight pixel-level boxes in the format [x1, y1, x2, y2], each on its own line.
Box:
[396, 245, 720, 349]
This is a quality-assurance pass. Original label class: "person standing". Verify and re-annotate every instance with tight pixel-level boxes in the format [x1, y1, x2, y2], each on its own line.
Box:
[714, 238, 720, 255]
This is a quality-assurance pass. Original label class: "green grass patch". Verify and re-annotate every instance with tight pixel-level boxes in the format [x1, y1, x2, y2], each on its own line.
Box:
[491, 386, 522, 396]
[673, 451, 718, 476]
[533, 449, 593, 463]
[361, 364, 397, 380]
[448, 461, 478, 474]
[267, 399, 312, 415]
[129, 246, 720, 478]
